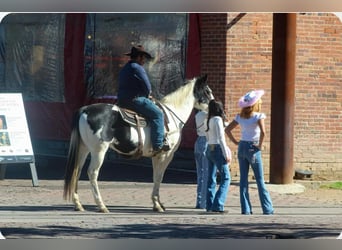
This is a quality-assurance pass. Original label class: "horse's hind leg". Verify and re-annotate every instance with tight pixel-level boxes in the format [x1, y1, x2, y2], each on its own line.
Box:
[87, 146, 109, 213]
[72, 143, 89, 212]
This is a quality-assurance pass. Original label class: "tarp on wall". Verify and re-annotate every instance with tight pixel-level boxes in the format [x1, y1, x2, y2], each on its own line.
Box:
[0, 13, 201, 149]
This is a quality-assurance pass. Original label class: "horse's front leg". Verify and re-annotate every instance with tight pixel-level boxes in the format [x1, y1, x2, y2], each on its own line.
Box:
[151, 154, 173, 212]
[152, 193, 165, 212]
[88, 150, 109, 213]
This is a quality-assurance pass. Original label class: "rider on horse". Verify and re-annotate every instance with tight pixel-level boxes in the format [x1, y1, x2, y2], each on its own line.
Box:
[117, 45, 170, 156]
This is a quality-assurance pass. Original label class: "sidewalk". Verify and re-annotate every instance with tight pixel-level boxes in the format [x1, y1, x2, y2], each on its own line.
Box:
[0, 176, 341, 239]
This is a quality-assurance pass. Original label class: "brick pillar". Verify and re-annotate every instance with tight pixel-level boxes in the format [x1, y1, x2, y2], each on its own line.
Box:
[200, 13, 228, 104]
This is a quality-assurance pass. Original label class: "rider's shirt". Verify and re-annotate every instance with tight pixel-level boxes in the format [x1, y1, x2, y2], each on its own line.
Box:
[117, 60, 152, 100]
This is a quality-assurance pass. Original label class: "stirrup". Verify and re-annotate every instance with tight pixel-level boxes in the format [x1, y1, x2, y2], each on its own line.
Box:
[152, 148, 163, 156]
[162, 138, 171, 151]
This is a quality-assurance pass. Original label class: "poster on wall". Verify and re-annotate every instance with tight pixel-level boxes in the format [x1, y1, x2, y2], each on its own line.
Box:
[0, 93, 35, 164]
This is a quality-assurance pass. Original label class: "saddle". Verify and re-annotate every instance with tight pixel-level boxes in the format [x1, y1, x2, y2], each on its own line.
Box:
[117, 102, 170, 158]
[117, 102, 170, 130]
[118, 108, 148, 127]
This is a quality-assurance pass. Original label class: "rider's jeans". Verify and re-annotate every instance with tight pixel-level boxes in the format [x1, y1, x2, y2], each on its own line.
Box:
[119, 96, 164, 150]
[237, 141, 274, 215]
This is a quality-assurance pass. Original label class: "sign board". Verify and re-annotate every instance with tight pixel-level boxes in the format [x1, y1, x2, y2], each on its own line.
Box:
[0, 93, 38, 186]
[0, 93, 35, 163]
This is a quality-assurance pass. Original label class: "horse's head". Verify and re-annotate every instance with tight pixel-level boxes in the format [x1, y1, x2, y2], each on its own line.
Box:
[193, 74, 214, 111]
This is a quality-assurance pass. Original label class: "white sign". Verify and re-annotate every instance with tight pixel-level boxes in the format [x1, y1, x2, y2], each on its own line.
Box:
[0, 93, 34, 163]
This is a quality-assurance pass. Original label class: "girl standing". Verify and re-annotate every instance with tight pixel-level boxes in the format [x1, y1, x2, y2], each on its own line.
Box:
[225, 90, 274, 215]
[205, 100, 231, 213]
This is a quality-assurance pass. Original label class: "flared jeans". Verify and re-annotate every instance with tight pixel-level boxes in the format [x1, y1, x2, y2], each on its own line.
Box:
[205, 144, 231, 212]
[194, 136, 209, 208]
[237, 141, 274, 215]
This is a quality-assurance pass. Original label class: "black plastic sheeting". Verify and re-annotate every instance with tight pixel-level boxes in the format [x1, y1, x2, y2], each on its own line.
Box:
[0, 13, 196, 148]
[0, 13, 65, 102]
[0, 13, 188, 103]
[85, 13, 188, 100]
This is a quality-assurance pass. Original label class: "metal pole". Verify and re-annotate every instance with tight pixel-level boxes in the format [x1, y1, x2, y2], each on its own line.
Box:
[269, 13, 297, 184]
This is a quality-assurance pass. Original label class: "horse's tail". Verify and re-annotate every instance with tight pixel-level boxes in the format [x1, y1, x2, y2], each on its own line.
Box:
[63, 108, 84, 201]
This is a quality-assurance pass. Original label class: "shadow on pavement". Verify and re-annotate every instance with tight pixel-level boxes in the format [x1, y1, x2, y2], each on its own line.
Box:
[2, 222, 339, 239]
[2, 151, 198, 184]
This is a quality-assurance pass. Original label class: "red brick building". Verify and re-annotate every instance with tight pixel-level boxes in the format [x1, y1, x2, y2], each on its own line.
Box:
[0, 13, 340, 180]
[200, 13, 342, 179]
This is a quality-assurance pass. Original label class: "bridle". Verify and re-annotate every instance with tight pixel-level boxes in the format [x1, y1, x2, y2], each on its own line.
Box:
[196, 85, 214, 105]
[160, 85, 213, 126]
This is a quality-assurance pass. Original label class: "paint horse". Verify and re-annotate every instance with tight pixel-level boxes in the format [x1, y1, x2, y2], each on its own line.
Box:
[63, 74, 213, 212]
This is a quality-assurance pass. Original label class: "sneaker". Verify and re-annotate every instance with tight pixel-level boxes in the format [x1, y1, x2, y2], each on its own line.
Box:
[212, 210, 228, 214]
[195, 205, 205, 209]
[207, 210, 228, 214]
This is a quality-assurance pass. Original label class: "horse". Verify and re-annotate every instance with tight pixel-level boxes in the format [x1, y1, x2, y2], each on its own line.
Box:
[63, 74, 213, 213]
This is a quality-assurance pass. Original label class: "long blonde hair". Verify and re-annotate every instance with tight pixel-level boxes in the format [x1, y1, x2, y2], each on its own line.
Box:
[240, 99, 262, 118]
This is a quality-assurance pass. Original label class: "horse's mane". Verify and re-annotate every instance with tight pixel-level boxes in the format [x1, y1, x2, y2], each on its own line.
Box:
[160, 78, 196, 108]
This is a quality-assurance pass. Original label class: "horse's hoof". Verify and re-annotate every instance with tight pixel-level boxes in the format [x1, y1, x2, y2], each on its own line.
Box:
[153, 207, 165, 212]
[99, 207, 109, 213]
[74, 206, 85, 212]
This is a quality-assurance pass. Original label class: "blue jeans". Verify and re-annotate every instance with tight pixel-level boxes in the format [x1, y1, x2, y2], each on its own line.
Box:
[118, 97, 164, 150]
[194, 136, 209, 209]
[237, 141, 274, 215]
[205, 144, 231, 212]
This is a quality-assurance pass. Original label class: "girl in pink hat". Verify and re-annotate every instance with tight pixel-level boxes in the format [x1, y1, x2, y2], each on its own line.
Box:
[225, 90, 274, 215]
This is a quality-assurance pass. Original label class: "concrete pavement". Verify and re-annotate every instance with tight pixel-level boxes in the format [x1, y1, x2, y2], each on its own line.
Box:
[0, 175, 341, 239]
[0, 154, 341, 239]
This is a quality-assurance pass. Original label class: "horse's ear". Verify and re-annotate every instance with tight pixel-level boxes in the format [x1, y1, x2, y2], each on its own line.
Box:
[202, 74, 208, 82]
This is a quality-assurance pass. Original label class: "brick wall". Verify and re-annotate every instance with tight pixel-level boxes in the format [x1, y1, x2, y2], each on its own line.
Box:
[200, 13, 342, 180]
[200, 14, 228, 104]
[295, 13, 342, 179]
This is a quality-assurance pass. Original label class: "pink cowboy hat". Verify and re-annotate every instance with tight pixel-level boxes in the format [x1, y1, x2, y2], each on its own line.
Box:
[238, 89, 265, 108]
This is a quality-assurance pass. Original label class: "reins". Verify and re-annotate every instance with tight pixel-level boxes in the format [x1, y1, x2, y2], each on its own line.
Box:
[155, 100, 186, 126]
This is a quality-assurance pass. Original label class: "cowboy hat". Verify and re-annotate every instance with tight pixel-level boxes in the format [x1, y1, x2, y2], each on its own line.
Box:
[238, 89, 265, 108]
[124, 45, 152, 59]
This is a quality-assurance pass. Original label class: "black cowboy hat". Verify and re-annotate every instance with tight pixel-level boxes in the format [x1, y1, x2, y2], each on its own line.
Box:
[124, 45, 153, 59]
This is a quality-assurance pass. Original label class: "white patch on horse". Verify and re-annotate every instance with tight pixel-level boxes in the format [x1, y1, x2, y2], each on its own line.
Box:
[112, 105, 120, 112]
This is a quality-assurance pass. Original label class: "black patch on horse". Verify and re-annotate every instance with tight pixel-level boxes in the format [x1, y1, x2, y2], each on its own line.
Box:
[82, 103, 118, 142]
[82, 103, 140, 154]
[112, 113, 139, 153]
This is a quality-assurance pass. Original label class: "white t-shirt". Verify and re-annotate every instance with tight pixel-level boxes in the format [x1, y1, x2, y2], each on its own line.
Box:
[206, 116, 231, 161]
[234, 112, 266, 142]
[195, 110, 207, 137]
